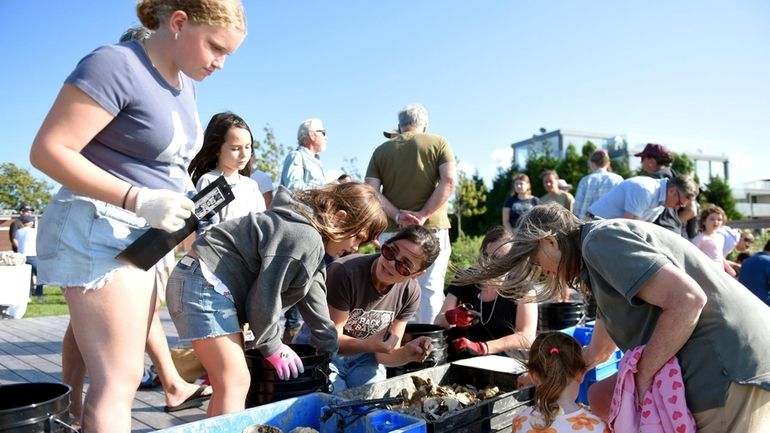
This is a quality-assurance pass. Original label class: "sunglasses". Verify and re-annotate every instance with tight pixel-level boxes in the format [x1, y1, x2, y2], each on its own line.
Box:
[314, 130, 326, 136]
[674, 190, 690, 209]
[381, 244, 414, 277]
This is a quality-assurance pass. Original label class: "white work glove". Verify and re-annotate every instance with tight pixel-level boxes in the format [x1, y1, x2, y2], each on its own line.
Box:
[135, 187, 194, 233]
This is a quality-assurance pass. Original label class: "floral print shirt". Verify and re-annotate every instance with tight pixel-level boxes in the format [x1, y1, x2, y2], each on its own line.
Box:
[512, 405, 609, 433]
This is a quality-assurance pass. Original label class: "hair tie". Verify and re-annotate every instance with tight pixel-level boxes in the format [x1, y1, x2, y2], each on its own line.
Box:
[549, 347, 559, 355]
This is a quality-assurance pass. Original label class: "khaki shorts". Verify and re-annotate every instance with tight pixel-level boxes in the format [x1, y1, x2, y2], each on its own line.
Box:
[694, 382, 770, 433]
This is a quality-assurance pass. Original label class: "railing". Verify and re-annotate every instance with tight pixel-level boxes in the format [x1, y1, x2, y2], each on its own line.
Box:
[736, 203, 770, 218]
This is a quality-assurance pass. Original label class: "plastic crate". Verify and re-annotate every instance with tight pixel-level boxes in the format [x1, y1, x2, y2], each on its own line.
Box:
[560, 323, 623, 405]
[153, 392, 426, 433]
[340, 362, 533, 433]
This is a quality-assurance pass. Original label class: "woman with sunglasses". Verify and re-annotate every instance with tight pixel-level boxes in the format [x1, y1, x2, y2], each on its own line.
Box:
[321, 224, 441, 391]
[435, 226, 538, 361]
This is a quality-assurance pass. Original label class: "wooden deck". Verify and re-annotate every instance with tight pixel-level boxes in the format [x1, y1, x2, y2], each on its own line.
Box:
[0, 309, 207, 432]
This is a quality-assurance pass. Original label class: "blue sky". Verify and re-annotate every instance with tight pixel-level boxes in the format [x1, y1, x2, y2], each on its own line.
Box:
[2, 1, 768, 192]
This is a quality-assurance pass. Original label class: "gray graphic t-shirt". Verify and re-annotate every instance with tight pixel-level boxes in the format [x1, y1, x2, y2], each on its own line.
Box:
[65, 40, 203, 192]
[326, 254, 420, 339]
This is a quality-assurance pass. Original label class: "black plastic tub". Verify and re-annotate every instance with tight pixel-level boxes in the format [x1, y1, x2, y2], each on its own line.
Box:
[537, 302, 585, 331]
[387, 323, 448, 377]
[0, 383, 72, 433]
[244, 344, 331, 407]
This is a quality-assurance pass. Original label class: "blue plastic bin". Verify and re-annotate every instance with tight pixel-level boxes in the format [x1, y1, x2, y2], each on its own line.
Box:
[153, 392, 425, 433]
[560, 322, 623, 405]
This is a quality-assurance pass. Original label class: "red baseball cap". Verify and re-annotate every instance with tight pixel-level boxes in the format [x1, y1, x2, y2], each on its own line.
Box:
[634, 143, 669, 159]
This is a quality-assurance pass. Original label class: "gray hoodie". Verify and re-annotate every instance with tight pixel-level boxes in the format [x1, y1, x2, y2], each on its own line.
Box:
[194, 186, 338, 356]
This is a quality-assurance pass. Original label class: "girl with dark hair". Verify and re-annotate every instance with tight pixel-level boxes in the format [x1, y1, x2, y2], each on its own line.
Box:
[189, 111, 265, 221]
[435, 226, 537, 360]
[166, 181, 387, 416]
[512, 332, 606, 432]
[502, 173, 539, 232]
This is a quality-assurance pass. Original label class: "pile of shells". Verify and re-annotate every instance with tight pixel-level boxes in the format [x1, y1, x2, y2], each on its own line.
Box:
[395, 375, 501, 421]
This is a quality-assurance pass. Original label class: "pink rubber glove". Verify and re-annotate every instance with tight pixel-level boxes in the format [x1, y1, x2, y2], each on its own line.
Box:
[265, 344, 304, 380]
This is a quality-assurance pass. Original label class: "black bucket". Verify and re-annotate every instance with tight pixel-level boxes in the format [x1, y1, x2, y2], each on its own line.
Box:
[0, 383, 72, 433]
[537, 302, 585, 331]
[386, 323, 448, 378]
[244, 344, 330, 407]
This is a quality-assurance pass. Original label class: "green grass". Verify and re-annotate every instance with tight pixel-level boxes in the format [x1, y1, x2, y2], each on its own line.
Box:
[24, 286, 70, 317]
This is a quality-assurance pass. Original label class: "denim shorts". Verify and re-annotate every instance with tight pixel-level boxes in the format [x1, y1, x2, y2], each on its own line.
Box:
[37, 187, 148, 290]
[329, 352, 385, 393]
[166, 256, 241, 341]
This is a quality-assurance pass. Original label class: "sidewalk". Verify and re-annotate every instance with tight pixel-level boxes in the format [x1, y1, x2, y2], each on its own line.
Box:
[0, 310, 206, 432]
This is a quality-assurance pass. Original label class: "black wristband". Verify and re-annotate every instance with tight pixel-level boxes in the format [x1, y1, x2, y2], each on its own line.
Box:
[122, 185, 134, 210]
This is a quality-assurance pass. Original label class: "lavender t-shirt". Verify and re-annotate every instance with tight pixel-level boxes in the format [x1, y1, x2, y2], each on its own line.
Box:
[65, 40, 203, 192]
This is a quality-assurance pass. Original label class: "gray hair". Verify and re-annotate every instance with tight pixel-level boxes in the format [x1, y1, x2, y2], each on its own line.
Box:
[119, 25, 153, 42]
[398, 104, 429, 131]
[453, 202, 584, 303]
[297, 118, 323, 146]
[669, 175, 698, 199]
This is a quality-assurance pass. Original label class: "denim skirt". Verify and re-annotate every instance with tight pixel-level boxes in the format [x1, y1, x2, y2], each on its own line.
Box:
[37, 187, 148, 290]
[166, 256, 241, 341]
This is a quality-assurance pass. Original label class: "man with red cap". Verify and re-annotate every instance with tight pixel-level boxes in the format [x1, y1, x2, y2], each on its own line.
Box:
[635, 143, 696, 236]
[9, 204, 34, 253]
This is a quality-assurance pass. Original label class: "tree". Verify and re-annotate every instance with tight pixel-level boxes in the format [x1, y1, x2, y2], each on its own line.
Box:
[581, 141, 598, 160]
[0, 163, 54, 212]
[481, 166, 514, 232]
[701, 175, 742, 220]
[524, 152, 560, 197]
[556, 144, 585, 195]
[611, 156, 633, 179]
[452, 169, 487, 237]
[672, 152, 695, 176]
[251, 125, 287, 182]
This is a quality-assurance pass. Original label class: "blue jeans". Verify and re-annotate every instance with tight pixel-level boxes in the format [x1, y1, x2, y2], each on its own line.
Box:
[293, 325, 385, 393]
[284, 305, 301, 329]
[329, 352, 385, 393]
[26, 256, 44, 297]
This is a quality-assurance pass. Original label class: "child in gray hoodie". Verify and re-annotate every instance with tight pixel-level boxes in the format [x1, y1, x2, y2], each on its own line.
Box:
[166, 182, 387, 416]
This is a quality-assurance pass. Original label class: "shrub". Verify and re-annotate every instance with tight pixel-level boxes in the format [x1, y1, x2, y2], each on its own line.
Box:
[445, 234, 484, 284]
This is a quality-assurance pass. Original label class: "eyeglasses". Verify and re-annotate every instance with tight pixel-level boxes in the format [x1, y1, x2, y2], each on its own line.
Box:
[381, 244, 414, 277]
[674, 190, 689, 209]
[314, 130, 326, 136]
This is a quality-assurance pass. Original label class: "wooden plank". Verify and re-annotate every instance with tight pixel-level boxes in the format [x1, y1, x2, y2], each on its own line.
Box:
[0, 310, 208, 431]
